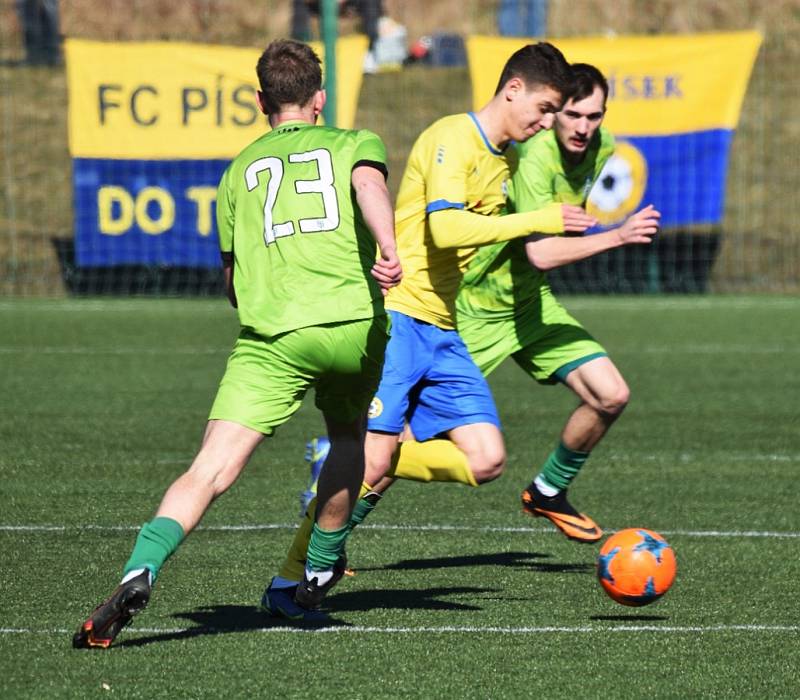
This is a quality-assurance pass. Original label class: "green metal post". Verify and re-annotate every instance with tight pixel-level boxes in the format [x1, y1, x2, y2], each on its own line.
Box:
[321, 0, 337, 127]
[647, 246, 661, 294]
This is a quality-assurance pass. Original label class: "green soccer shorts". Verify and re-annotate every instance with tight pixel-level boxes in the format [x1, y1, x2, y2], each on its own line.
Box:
[209, 315, 389, 435]
[458, 289, 607, 384]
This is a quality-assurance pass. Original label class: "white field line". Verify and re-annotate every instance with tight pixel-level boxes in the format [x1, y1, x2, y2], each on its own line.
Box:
[1, 624, 798, 636]
[1, 523, 799, 538]
[604, 452, 800, 463]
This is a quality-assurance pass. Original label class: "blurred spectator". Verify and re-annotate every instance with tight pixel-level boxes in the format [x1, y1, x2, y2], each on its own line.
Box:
[369, 16, 408, 71]
[290, 0, 314, 41]
[291, 0, 386, 73]
[348, 0, 382, 55]
[16, 0, 61, 65]
[497, 0, 549, 37]
[292, 1, 381, 50]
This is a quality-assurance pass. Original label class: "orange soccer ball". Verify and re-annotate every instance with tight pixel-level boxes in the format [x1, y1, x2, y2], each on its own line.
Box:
[596, 528, 677, 606]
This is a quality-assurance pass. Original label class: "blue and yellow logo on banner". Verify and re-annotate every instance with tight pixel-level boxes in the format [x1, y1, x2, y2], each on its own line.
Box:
[65, 37, 367, 267]
[467, 32, 762, 228]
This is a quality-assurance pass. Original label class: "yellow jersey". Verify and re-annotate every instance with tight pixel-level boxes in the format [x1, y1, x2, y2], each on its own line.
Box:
[385, 113, 519, 329]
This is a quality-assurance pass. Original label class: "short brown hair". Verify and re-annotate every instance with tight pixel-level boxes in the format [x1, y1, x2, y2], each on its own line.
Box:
[570, 63, 609, 107]
[494, 42, 574, 98]
[256, 39, 322, 114]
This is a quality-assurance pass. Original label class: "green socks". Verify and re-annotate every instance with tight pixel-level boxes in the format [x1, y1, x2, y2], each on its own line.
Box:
[304, 494, 381, 576]
[538, 442, 590, 492]
[122, 516, 185, 582]
[306, 522, 349, 573]
[347, 491, 381, 531]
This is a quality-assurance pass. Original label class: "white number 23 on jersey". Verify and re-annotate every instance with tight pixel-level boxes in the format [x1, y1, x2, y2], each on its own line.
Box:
[244, 148, 340, 246]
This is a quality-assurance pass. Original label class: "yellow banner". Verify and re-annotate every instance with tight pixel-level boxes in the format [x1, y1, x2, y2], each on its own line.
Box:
[467, 32, 762, 136]
[66, 37, 368, 159]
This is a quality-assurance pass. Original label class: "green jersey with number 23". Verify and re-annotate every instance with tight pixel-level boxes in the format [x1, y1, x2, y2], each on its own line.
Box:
[216, 120, 388, 338]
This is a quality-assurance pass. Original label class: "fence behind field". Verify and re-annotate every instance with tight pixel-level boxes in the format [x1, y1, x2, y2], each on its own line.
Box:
[0, 0, 797, 295]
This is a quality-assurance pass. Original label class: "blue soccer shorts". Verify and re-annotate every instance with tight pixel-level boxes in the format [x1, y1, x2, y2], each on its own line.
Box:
[367, 310, 501, 441]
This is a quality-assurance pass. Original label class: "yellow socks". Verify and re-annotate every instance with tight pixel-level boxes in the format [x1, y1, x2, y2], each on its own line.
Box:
[389, 439, 477, 486]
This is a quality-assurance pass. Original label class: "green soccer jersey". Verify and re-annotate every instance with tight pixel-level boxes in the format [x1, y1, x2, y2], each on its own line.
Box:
[216, 120, 388, 338]
[456, 126, 615, 320]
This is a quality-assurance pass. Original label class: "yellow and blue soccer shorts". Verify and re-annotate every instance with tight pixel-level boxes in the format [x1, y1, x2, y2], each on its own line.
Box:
[367, 310, 500, 441]
[209, 315, 389, 435]
[457, 287, 607, 383]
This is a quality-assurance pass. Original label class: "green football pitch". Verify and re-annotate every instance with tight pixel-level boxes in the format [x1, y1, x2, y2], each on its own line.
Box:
[1, 296, 798, 698]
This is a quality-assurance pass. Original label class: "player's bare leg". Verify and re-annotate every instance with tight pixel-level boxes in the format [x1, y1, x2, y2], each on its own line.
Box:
[447, 422, 506, 484]
[348, 421, 505, 529]
[74, 420, 264, 648]
[364, 430, 402, 484]
[364, 421, 504, 491]
[561, 356, 629, 451]
[155, 420, 265, 531]
[522, 356, 629, 542]
[351, 422, 504, 531]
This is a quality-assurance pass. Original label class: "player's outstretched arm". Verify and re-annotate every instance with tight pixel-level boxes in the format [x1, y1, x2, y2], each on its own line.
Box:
[352, 165, 402, 291]
[428, 204, 596, 249]
[525, 204, 661, 271]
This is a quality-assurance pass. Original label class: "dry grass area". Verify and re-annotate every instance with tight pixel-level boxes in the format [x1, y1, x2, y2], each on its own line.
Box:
[65, 0, 800, 43]
[549, 0, 800, 36]
[0, 0, 784, 46]
[63, 0, 800, 44]
[0, 0, 798, 293]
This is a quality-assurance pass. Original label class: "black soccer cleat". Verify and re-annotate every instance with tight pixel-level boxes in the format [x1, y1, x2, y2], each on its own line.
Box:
[521, 481, 603, 543]
[261, 579, 331, 623]
[294, 555, 348, 611]
[72, 570, 151, 649]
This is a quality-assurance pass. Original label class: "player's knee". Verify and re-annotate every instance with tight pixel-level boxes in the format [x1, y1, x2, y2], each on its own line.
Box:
[468, 446, 506, 484]
[186, 456, 242, 497]
[364, 454, 393, 485]
[597, 382, 630, 417]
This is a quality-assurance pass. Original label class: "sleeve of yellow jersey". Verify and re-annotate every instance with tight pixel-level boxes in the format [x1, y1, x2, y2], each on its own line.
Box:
[216, 164, 235, 255]
[422, 124, 565, 249]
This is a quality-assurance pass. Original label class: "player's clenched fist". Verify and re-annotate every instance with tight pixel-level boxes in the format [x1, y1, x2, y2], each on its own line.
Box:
[371, 246, 402, 293]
